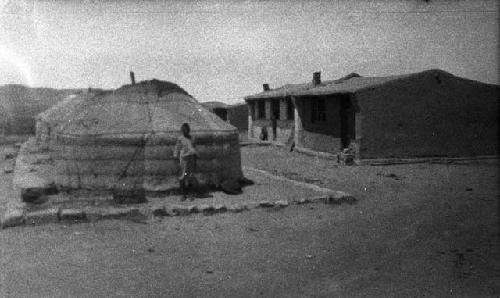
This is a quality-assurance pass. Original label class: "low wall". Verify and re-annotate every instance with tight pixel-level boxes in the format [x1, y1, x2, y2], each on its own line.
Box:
[251, 119, 294, 143]
[300, 129, 342, 154]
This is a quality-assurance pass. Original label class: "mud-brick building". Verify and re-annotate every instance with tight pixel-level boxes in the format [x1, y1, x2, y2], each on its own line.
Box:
[244, 69, 499, 160]
[203, 101, 248, 132]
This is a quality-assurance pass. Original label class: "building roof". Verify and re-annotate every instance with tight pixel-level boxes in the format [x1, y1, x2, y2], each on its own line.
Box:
[59, 79, 236, 136]
[202, 101, 230, 110]
[245, 69, 458, 100]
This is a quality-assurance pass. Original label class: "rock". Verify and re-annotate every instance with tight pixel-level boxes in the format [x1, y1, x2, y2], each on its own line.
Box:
[4, 168, 13, 174]
[245, 201, 260, 209]
[58, 209, 87, 221]
[25, 208, 59, 225]
[221, 179, 242, 195]
[214, 204, 227, 213]
[152, 206, 170, 217]
[171, 205, 190, 216]
[0, 208, 25, 229]
[310, 195, 328, 203]
[297, 198, 312, 205]
[323, 192, 356, 205]
[275, 200, 289, 207]
[228, 204, 248, 213]
[198, 204, 215, 215]
[187, 205, 199, 214]
[259, 201, 274, 208]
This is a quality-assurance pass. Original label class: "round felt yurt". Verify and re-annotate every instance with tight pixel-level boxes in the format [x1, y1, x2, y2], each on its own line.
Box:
[35, 93, 85, 151]
[53, 79, 242, 195]
[0, 105, 9, 141]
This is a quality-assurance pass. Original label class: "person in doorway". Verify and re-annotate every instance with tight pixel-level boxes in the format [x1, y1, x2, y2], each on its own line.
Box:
[174, 123, 198, 201]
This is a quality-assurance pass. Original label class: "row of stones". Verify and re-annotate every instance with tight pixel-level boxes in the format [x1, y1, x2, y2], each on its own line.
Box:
[0, 192, 356, 229]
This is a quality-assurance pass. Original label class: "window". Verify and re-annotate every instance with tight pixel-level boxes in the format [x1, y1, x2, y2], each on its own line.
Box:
[257, 100, 266, 119]
[271, 100, 280, 120]
[311, 98, 326, 123]
[286, 98, 295, 120]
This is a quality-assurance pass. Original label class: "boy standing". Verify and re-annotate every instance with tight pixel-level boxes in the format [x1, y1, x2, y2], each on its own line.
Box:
[174, 123, 197, 200]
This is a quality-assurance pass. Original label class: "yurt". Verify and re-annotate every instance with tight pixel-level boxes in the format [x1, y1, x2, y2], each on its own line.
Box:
[53, 79, 243, 197]
[0, 105, 9, 141]
[35, 93, 84, 151]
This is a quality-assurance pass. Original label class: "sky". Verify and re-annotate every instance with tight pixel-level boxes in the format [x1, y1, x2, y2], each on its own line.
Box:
[0, 0, 498, 103]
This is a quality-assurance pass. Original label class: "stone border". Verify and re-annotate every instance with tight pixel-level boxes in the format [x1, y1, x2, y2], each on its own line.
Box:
[0, 191, 355, 230]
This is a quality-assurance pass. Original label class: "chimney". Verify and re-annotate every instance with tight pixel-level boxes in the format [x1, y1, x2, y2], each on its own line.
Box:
[263, 83, 270, 91]
[313, 72, 321, 86]
[130, 71, 136, 85]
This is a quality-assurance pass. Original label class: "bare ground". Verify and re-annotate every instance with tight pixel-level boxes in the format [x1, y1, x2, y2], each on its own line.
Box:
[1, 144, 499, 297]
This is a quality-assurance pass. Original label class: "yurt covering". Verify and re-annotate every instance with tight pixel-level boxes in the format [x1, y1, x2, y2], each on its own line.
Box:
[0, 105, 9, 139]
[53, 79, 243, 192]
[35, 93, 85, 151]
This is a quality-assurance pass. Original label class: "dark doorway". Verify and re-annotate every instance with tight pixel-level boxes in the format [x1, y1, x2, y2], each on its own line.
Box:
[340, 96, 351, 149]
[271, 100, 280, 140]
[214, 108, 227, 121]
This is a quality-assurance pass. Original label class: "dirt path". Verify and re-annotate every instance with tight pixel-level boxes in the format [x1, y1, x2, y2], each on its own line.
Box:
[0, 145, 499, 297]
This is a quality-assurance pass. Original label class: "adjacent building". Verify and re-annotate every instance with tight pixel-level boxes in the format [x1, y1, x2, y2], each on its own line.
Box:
[245, 69, 499, 161]
[203, 101, 248, 141]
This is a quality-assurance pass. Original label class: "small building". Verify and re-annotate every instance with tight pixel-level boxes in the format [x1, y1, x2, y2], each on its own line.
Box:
[203, 101, 230, 121]
[245, 69, 499, 161]
[203, 101, 248, 141]
[203, 101, 248, 130]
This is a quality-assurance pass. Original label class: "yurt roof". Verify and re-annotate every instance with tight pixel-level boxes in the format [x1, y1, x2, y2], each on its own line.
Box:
[36, 94, 85, 122]
[0, 105, 9, 122]
[59, 79, 236, 136]
[202, 101, 229, 110]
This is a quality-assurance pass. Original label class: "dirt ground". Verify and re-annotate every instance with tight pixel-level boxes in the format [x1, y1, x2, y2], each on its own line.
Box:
[1, 144, 499, 297]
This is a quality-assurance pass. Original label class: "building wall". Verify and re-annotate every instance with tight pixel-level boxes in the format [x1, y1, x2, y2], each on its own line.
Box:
[356, 73, 499, 158]
[227, 104, 248, 130]
[296, 95, 345, 153]
[248, 98, 294, 143]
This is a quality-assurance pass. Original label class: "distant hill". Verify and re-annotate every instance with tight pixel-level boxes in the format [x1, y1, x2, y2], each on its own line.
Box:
[0, 84, 88, 135]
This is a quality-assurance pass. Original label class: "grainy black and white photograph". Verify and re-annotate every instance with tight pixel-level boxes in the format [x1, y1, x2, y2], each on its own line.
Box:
[0, 0, 499, 296]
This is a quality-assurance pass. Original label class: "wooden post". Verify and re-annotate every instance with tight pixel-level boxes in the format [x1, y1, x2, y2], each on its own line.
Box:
[354, 113, 363, 163]
[130, 71, 136, 85]
[279, 98, 287, 121]
[247, 102, 254, 139]
[291, 96, 302, 148]
[265, 99, 271, 120]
